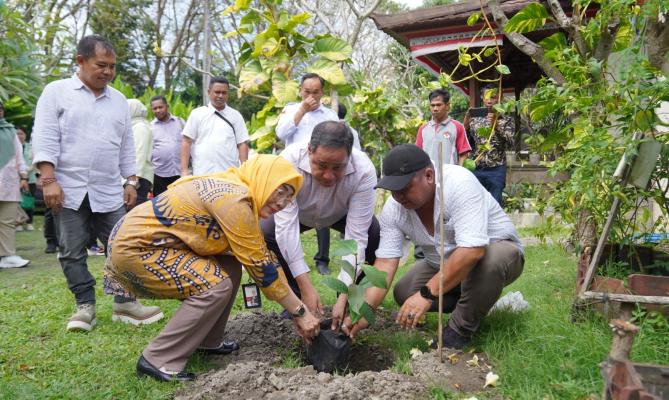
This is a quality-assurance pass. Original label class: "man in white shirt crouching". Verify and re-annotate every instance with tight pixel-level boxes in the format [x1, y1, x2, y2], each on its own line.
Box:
[338, 144, 524, 349]
[262, 121, 380, 318]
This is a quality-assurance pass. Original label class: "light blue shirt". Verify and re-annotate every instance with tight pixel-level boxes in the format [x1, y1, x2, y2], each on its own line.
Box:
[275, 103, 339, 146]
[151, 115, 183, 177]
[32, 75, 136, 213]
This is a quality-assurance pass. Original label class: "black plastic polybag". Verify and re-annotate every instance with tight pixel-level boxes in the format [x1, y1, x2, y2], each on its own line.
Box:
[305, 319, 351, 373]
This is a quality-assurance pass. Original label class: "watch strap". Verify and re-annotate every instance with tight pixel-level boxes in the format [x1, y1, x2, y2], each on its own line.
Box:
[420, 285, 438, 301]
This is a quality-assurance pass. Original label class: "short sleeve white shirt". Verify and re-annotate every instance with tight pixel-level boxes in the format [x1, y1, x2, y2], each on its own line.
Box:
[182, 103, 249, 175]
[376, 164, 522, 268]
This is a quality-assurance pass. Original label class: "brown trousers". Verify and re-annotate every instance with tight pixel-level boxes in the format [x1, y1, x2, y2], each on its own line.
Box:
[143, 255, 242, 371]
[393, 240, 524, 337]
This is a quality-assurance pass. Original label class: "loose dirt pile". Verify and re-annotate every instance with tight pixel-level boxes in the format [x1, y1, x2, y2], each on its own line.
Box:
[175, 311, 497, 399]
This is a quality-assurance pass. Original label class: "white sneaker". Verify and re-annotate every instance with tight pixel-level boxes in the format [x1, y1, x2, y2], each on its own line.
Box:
[0, 256, 30, 269]
[26, 224, 34, 231]
[15, 225, 24, 232]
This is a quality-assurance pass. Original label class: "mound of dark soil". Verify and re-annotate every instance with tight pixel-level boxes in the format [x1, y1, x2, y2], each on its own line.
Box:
[175, 311, 497, 400]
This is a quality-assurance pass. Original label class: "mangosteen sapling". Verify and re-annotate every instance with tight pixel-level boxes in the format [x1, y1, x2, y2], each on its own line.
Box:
[323, 239, 388, 327]
[305, 239, 388, 373]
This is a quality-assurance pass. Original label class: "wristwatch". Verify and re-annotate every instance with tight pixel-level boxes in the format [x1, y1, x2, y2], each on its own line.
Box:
[291, 303, 306, 318]
[419, 285, 438, 301]
[124, 179, 139, 189]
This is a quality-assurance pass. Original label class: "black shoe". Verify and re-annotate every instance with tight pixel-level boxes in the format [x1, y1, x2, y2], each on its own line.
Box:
[136, 355, 195, 382]
[45, 244, 58, 254]
[197, 339, 240, 355]
[431, 325, 471, 350]
[316, 261, 331, 275]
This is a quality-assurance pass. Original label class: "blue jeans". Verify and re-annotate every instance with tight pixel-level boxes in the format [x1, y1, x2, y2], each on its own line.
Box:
[473, 165, 507, 206]
[55, 195, 126, 305]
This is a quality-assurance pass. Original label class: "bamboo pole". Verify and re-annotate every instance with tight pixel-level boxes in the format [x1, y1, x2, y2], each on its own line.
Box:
[437, 143, 445, 363]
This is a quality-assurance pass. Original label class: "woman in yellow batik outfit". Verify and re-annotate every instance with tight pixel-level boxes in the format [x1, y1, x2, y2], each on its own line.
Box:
[104, 155, 320, 382]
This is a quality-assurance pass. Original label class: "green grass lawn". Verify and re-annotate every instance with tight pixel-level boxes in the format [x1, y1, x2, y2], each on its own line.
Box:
[1, 217, 667, 399]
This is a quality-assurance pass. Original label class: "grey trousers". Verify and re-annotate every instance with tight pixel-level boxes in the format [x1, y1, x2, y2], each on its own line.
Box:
[143, 256, 242, 372]
[393, 240, 524, 337]
[54, 195, 126, 305]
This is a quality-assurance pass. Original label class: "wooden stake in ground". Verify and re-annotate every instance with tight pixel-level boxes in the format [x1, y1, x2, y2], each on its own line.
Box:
[437, 143, 445, 363]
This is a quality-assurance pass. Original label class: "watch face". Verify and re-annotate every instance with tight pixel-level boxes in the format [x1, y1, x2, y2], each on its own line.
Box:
[292, 304, 306, 317]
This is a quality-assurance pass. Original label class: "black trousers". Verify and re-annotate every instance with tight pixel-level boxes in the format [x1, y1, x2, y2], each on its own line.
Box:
[314, 227, 330, 264]
[44, 208, 58, 247]
[153, 174, 180, 197]
[261, 215, 381, 298]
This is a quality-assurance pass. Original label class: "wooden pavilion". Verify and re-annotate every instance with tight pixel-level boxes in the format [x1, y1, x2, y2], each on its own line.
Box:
[371, 0, 570, 106]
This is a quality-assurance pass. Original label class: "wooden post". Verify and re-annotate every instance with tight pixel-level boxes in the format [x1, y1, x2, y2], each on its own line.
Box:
[609, 303, 637, 360]
[468, 78, 477, 107]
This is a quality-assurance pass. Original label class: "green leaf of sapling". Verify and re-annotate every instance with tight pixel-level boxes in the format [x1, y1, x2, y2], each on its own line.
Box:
[329, 239, 358, 257]
[359, 301, 376, 326]
[322, 277, 348, 294]
[361, 265, 388, 289]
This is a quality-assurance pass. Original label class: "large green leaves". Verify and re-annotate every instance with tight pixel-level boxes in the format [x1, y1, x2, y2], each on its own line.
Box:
[307, 60, 347, 86]
[0, 4, 42, 103]
[277, 11, 311, 32]
[239, 60, 270, 93]
[504, 3, 552, 33]
[251, 28, 280, 58]
[271, 73, 299, 105]
[313, 37, 353, 61]
[539, 32, 567, 51]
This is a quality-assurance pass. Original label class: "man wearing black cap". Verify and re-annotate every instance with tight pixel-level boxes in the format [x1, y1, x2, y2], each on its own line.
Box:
[338, 144, 524, 348]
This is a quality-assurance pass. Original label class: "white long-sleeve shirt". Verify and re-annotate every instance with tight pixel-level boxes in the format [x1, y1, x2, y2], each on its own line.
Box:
[275, 103, 338, 146]
[274, 144, 377, 282]
[376, 164, 522, 268]
[32, 75, 136, 213]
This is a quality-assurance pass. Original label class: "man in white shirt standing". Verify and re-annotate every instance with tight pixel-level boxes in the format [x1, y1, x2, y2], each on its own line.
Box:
[180, 76, 249, 176]
[262, 121, 380, 317]
[338, 144, 524, 349]
[33, 35, 163, 332]
[276, 73, 339, 274]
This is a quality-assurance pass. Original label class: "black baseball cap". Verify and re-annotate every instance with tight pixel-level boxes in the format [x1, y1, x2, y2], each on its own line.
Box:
[375, 144, 432, 191]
